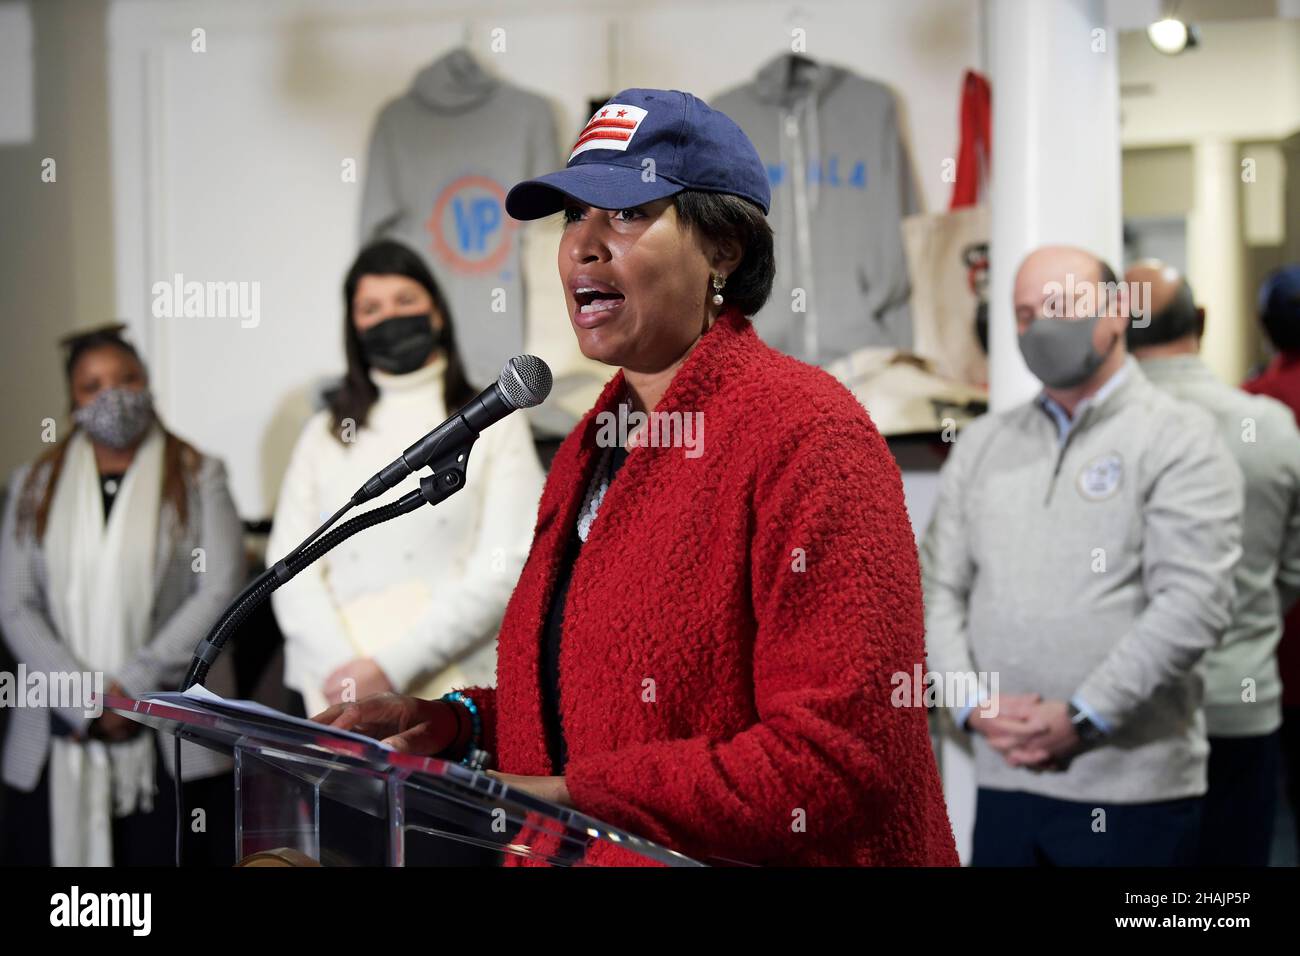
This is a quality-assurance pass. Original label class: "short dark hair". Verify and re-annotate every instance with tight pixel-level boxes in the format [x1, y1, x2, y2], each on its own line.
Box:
[1091, 258, 1119, 316]
[331, 239, 476, 444]
[1260, 266, 1300, 354]
[62, 326, 144, 390]
[1127, 278, 1199, 349]
[672, 190, 775, 316]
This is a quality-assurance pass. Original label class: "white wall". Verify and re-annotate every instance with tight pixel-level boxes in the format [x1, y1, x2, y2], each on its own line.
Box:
[106, 0, 983, 517]
[0, 3, 34, 146]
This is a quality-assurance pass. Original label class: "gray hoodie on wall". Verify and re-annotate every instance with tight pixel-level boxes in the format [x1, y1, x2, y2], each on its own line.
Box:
[713, 53, 919, 363]
[360, 48, 560, 388]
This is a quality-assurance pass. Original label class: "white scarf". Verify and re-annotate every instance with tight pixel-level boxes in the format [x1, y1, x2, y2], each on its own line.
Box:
[43, 424, 164, 866]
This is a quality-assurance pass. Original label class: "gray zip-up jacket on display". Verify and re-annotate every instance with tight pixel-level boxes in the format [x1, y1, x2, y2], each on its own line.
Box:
[714, 53, 918, 363]
[921, 356, 1244, 803]
[360, 48, 559, 388]
[1141, 354, 1300, 738]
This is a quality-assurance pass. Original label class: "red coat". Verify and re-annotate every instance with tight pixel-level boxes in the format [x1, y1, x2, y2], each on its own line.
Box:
[1244, 353, 1300, 707]
[461, 306, 958, 866]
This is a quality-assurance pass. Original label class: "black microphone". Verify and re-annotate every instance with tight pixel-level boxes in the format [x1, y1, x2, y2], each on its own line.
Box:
[352, 354, 552, 505]
[184, 356, 550, 693]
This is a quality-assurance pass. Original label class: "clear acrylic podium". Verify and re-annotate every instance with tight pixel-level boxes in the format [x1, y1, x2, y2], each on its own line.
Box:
[107, 694, 701, 867]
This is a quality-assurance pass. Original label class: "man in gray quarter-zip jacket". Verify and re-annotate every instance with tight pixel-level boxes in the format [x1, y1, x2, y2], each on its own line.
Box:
[1127, 260, 1300, 866]
[921, 245, 1244, 866]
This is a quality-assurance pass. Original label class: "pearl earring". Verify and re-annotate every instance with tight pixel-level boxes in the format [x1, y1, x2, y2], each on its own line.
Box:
[711, 273, 726, 306]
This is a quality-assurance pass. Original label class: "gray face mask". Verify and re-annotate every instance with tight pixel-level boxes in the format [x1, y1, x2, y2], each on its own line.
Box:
[1018, 315, 1116, 389]
[73, 387, 156, 449]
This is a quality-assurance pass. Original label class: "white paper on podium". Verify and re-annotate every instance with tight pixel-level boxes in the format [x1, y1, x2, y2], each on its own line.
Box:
[138, 685, 395, 752]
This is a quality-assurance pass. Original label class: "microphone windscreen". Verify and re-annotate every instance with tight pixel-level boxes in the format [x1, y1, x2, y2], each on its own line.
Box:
[499, 354, 553, 409]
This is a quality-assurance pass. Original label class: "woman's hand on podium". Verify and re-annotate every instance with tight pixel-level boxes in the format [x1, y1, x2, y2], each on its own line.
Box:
[310, 693, 459, 755]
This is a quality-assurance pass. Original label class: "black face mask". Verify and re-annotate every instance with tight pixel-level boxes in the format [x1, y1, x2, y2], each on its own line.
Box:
[358, 312, 444, 374]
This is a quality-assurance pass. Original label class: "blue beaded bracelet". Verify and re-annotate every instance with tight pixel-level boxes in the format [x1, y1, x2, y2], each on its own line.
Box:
[440, 691, 482, 766]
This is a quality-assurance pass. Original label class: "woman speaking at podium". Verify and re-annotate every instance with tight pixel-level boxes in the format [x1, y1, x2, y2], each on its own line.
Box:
[316, 89, 958, 866]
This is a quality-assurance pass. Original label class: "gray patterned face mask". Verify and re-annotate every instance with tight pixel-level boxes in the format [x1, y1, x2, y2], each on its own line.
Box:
[1018, 315, 1114, 389]
[73, 387, 155, 449]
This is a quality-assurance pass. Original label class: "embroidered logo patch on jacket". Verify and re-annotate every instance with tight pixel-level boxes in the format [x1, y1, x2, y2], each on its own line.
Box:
[1077, 452, 1124, 501]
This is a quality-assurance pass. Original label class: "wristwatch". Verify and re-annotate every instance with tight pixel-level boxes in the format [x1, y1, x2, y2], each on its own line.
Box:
[1067, 703, 1107, 747]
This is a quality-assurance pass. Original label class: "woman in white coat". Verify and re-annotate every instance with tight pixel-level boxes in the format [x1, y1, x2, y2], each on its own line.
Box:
[269, 240, 544, 718]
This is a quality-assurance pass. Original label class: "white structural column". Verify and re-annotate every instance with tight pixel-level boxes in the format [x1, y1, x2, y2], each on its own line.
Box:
[1188, 138, 1250, 384]
[984, 0, 1124, 412]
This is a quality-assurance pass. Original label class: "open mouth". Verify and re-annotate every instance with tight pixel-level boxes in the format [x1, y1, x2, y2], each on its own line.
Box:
[574, 287, 626, 314]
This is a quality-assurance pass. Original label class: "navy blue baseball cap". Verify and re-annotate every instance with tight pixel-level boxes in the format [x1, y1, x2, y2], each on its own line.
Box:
[505, 88, 771, 221]
[1260, 264, 1300, 317]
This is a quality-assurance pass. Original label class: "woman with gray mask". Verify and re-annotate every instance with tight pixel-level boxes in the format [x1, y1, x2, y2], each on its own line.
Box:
[0, 325, 245, 865]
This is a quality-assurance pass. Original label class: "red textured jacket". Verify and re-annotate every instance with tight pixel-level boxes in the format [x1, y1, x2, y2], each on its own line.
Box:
[460, 306, 958, 866]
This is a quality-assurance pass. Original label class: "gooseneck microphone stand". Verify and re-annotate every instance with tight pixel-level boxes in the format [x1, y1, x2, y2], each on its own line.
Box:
[181, 438, 476, 692]
[167, 353, 550, 863]
[183, 351, 552, 692]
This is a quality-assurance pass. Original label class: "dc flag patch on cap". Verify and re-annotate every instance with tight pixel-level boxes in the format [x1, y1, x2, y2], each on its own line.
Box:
[569, 104, 649, 161]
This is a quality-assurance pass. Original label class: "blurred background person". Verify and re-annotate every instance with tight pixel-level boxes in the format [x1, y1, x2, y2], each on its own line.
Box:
[1242, 263, 1300, 861]
[0, 325, 244, 866]
[268, 239, 544, 718]
[923, 245, 1243, 866]
[1128, 260, 1300, 865]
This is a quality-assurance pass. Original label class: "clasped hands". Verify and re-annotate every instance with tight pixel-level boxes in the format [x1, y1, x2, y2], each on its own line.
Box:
[966, 694, 1083, 772]
[85, 681, 142, 743]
